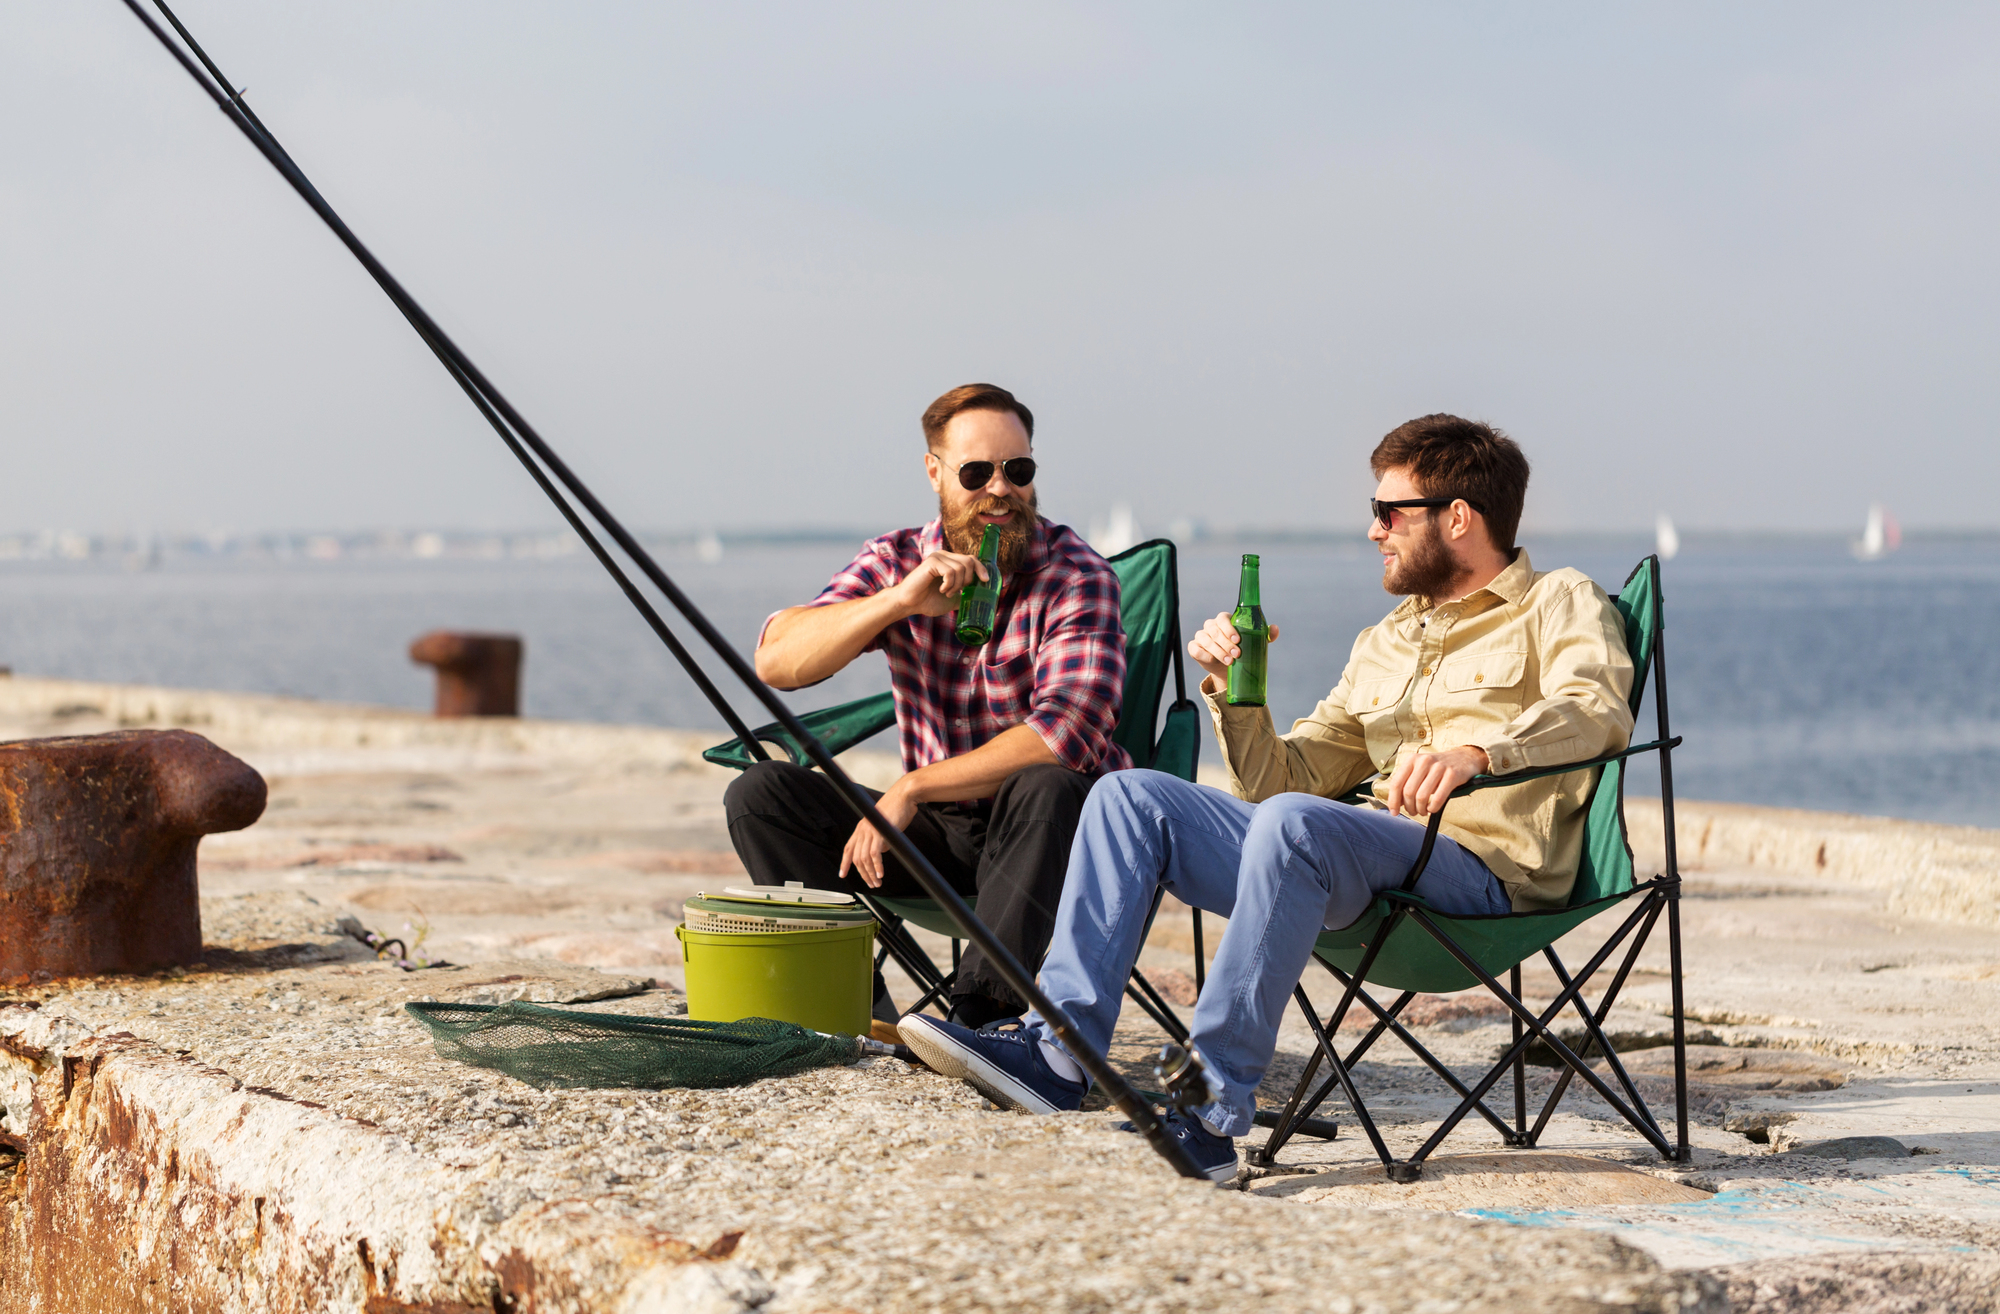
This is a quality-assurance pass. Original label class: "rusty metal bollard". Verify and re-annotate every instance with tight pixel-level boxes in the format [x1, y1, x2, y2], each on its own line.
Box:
[409, 631, 523, 717]
[0, 730, 266, 982]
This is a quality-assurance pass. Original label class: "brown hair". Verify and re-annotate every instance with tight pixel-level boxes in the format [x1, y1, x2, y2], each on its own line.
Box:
[921, 384, 1034, 451]
[1371, 414, 1531, 552]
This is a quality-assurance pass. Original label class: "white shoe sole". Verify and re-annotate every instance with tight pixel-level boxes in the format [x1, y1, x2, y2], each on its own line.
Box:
[899, 1016, 1067, 1115]
[898, 1015, 969, 1080]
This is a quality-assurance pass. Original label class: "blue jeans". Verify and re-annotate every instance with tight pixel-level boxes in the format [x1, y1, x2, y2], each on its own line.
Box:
[1024, 770, 1510, 1136]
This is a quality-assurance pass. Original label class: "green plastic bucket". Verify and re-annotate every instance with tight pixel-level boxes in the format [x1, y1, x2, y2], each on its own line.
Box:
[675, 919, 877, 1036]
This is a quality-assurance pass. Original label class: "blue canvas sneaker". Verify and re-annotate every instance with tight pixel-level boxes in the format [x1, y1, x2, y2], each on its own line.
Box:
[900, 1015, 1086, 1115]
[1118, 1109, 1239, 1183]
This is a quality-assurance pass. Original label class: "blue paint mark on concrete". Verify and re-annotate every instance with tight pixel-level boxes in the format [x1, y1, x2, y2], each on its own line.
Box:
[1462, 1183, 1907, 1265]
[1934, 1166, 2000, 1191]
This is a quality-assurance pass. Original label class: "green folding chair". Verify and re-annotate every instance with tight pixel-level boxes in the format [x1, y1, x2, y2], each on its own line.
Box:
[1250, 555, 1689, 1180]
[703, 538, 1206, 1037]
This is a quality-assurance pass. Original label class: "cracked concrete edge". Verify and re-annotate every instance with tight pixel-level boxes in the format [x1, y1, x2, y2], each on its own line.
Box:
[0, 1010, 746, 1314]
[1626, 797, 2000, 929]
[0, 1003, 1738, 1314]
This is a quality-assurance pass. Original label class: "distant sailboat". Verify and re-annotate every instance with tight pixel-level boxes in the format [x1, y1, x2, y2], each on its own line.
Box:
[1852, 504, 1901, 561]
[1089, 504, 1140, 557]
[695, 530, 725, 564]
[1654, 514, 1680, 561]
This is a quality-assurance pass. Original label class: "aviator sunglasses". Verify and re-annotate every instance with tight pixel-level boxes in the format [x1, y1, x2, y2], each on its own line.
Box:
[1372, 495, 1487, 529]
[942, 456, 1038, 491]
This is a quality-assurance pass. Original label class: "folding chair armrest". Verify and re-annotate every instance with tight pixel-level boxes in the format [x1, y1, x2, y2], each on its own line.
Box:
[1450, 737, 1682, 797]
[1390, 737, 1680, 896]
[701, 691, 899, 771]
[702, 729, 801, 771]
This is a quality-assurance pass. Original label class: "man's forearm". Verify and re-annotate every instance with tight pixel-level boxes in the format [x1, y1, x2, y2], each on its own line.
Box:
[756, 593, 910, 689]
[894, 725, 1058, 805]
[1205, 677, 1293, 802]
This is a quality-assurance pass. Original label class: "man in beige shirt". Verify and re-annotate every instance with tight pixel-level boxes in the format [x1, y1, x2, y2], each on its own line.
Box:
[901, 415, 1634, 1182]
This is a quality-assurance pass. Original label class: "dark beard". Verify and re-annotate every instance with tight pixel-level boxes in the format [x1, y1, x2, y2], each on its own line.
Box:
[1382, 515, 1459, 603]
[941, 489, 1037, 573]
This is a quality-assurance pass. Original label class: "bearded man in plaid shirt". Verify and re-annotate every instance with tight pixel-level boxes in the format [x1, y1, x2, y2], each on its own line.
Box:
[726, 383, 1130, 1029]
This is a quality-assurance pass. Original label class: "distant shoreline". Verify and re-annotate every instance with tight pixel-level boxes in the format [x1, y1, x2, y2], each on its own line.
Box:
[4, 525, 2000, 567]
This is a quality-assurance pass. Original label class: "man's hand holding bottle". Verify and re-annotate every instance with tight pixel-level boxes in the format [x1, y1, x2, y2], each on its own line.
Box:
[1188, 613, 1279, 696]
[892, 550, 992, 618]
[1190, 553, 1275, 705]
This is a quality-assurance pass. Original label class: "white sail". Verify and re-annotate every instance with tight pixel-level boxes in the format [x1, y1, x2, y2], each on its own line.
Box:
[1852, 504, 1898, 561]
[696, 530, 725, 564]
[1655, 513, 1680, 561]
[1090, 503, 1140, 557]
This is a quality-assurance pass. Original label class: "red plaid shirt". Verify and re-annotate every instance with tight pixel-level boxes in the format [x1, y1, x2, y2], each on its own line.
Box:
[785, 517, 1130, 777]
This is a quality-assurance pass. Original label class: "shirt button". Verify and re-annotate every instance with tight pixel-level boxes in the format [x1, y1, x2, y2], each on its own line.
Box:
[1371, 697, 1379, 706]
[1475, 673, 1484, 683]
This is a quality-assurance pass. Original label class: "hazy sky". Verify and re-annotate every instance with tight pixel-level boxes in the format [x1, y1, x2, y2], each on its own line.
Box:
[6, 3, 1997, 537]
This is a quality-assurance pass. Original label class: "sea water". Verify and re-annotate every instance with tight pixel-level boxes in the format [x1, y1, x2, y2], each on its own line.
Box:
[2, 533, 1995, 827]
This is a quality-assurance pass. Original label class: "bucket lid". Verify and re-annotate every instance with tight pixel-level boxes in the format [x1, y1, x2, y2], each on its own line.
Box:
[720, 884, 856, 907]
[685, 894, 875, 925]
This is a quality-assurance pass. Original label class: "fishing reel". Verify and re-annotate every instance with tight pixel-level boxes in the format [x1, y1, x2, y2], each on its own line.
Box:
[1153, 1042, 1216, 1111]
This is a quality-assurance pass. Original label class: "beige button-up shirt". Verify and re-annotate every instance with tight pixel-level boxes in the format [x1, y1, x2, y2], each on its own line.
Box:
[1204, 550, 1634, 910]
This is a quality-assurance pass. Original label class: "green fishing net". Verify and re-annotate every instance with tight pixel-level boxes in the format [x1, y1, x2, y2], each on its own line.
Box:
[405, 1001, 862, 1090]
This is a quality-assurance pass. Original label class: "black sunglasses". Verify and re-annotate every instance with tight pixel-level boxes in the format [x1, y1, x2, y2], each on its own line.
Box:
[1372, 496, 1487, 529]
[944, 456, 1037, 491]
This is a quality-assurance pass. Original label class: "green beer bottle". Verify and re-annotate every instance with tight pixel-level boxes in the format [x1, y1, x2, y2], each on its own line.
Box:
[1227, 553, 1268, 707]
[955, 523, 1003, 646]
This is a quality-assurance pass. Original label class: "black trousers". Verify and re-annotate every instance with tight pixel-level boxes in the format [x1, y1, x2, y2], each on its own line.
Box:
[722, 759, 1097, 1010]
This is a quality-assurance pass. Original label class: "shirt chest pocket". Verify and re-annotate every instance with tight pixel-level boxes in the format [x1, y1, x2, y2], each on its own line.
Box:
[981, 650, 1035, 717]
[1345, 672, 1413, 721]
[1439, 649, 1528, 705]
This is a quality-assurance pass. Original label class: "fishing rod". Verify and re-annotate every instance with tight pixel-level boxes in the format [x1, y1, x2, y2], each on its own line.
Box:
[138, 1, 767, 764]
[119, 0, 1204, 1179]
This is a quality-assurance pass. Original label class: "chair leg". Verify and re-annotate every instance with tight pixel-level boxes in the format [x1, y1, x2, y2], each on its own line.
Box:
[1510, 963, 1528, 1146]
[1668, 881, 1691, 1163]
[905, 976, 954, 1018]
[853, 892, 956, 1017]
[1125, 972, 1190, 1045]
[1319, 967, 1516, 1141]
[1401, 903, 1676, 1165]
[1541, 924, 1666, 1141]
[1257, 918, 1428, 1179]
[1255, 969, 1394, 1170]
[1258, 923, 1411, 1172]
[1191, 908, 1206, 996]
[1528, 896, 1663, 1143]
[1288, 983, 1397, 1171]
[1279, 984, 1415, 1135]
[1312, 959, 1414, 1068]
[1654, 620, 1691, 1164]
[1251, 1032, 1325, 1169]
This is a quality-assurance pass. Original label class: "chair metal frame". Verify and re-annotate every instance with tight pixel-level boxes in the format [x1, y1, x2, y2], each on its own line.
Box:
[1250, 555, 1690, 1181]
[871, 884, 1203, 1041]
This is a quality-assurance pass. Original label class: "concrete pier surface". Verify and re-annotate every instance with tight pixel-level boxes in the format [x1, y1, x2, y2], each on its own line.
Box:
[0, 677, 1996, 1311]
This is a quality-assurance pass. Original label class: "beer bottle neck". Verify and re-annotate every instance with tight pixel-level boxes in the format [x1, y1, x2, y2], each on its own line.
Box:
[1236, 561, 1261, 607]
[978, 524, 1001, 562]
